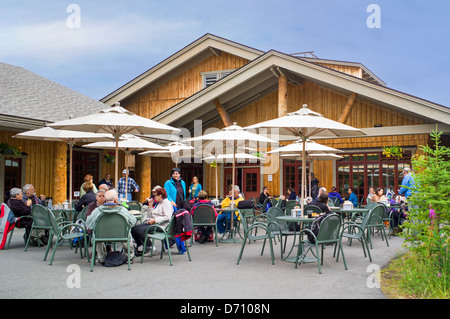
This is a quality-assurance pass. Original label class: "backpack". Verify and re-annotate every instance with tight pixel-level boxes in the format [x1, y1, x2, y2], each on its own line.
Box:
[237, 200, 254, 209]
[307, 213, 328, 243]
[104, 251, 128, 267]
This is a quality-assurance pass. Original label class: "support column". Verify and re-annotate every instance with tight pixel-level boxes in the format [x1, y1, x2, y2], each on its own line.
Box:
[278, 74, 288, 117]
[53, 141, 67, 205]
[135, 154, 151, 203]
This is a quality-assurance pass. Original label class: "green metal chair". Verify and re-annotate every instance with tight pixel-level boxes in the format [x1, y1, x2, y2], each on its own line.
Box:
[236, 209, 281, 265]
[329, 197, 341, 208]
[48, 207, 89, 266]
[284, 200, 300, 215]
[141, 215, 191, 266]
[265, 206, 296, 253]
[128, 200, 142, 212]
[25, 204, 54, 251]
[254, 197, 271, 222]
[366, 204, 389, 249]
[337, 206, 374, 262]
[90, 213, 133, 271]
[296, 213, 347, 274]
[304, 205, 322, 216]
[190, 204, 219, 247]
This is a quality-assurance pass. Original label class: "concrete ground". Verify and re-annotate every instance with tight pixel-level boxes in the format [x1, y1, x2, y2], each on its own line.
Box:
[0, 226, 406, 299]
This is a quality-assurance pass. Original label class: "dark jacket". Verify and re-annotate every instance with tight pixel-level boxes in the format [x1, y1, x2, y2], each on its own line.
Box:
[7, 198, 31, 218]
[75, 190, 96, 212]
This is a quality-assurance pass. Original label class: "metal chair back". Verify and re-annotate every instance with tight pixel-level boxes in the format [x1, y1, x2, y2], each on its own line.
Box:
[304, 205, 322, 216]
[316, 213, 342, 243]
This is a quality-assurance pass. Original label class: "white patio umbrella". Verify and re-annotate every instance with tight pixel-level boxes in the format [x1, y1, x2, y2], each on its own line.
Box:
[139, 141, 194, 167]
[13, 126, 114, 207]
[83, 134, 167, 201]
[280, 153, 343, 197]
[184, 123, 277, 233]
[203, 152, 264, 201]
[48, 103, 180, 183]
[246, 104, 365, 213]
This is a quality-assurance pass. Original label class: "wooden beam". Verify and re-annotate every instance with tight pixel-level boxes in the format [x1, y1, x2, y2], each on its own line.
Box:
[278, 74, 288, 117]
[338, 92, 358, 124]
[214, 98, 232, 127]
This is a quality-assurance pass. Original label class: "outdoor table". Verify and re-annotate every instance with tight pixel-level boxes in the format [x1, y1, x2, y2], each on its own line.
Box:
[335, 208, 369, 221]
[52, 208, 76, 222]
[275, 215, 315, 263]
[216, 208, 242, 243]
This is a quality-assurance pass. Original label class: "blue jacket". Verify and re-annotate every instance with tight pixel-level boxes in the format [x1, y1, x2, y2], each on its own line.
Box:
[164, 178, 186, 205]
[348, 192, 358, 208]
[399, 173, 414, 198]
[189, 183, 202, 200]
[328, 192, 343, 203]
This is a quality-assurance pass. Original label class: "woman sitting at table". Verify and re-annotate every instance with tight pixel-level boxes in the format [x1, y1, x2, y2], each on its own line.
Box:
[217, 185, 243, 234]
[75, 182, 96, 212]
[259, 186, 272, 206]
[371, 188, 387, 202]
[131, 187, 173, 257]
[191, 190, 218, 243]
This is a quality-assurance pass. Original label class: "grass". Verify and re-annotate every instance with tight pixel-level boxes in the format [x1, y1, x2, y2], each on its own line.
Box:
[380, 250, 449, 299]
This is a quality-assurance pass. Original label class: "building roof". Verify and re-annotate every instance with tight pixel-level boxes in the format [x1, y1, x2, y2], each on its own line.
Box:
[152, 49, 450, 132]
[0, 62, 108, 131]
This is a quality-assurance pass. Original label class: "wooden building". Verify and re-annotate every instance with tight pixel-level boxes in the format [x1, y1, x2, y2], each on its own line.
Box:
[101, 34, 450, 203]
[2, 34, 450, 205]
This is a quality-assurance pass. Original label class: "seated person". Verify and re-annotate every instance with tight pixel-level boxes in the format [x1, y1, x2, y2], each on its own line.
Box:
[6, 188, 35, 244]
[217, 186, 243, 234]
[75, 182, 96, 212]
[347, 188, 359, 208]
[131, 187, 173, 257]
[371, 188, 387, 202]
[328, 187, 343, 204]
[85, 189, 107, 218]
[366, 187, 375, 204]
[191, 190, 218, 243]
[86, 189, 136, 263]
[22, 184, 46, 207]
[259, 186, 272, 205]
[308, 192, 332, 215]
[286, 187, 297, 200]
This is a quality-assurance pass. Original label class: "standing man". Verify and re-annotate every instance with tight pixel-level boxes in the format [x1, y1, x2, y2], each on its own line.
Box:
[117, 169, 140, 202]
[399, 168, 415, 199]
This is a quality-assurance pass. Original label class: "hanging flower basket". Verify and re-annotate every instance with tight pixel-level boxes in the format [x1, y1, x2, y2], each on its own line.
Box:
[0, 143, 21, 158]
[210, 160, 221, 168]
[104, 151, 115, 163]
[382, 146, 404, 159]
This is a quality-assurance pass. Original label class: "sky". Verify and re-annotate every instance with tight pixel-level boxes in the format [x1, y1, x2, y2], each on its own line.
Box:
[1, 0, 449, 107]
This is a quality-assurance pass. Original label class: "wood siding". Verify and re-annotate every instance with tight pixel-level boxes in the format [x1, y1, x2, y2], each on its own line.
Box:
[127, 52, 250, 119]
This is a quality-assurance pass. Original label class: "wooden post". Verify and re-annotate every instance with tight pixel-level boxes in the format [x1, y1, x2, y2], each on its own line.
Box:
[135, 155, 151, 203]
[338, 92, 358, 124]
[53, 141, 67, 206]
[214, 98, 232, 127]
[278, 74, 288, 117]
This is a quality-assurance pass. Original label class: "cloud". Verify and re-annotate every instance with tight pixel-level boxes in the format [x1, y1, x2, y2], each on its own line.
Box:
[0, 13, 201, 65]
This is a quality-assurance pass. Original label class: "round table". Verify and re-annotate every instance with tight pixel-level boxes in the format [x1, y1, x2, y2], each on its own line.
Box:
[276, 215, 315, 263]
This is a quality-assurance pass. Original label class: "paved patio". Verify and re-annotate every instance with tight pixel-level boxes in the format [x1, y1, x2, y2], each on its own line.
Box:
[0, 227, 405, 299]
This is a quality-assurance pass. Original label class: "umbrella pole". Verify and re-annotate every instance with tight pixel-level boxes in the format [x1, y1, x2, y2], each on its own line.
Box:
[215, 157, 219, 201]
[301, 138, 306, 215]
[125, 153, 129, 202]
[309, 159, 311, 198]
[69, 143, 73, 208]
[230, 141, 236, 232]
[114, 134, 119, 189]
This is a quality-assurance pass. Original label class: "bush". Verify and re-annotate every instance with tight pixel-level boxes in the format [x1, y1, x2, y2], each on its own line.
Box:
[399, 129, 449, 297]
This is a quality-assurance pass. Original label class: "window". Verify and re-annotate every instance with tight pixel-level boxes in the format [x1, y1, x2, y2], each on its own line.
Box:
[283, 159, 309, 196]
[336, 150, 412, 205]
[201, 70, 234, 88]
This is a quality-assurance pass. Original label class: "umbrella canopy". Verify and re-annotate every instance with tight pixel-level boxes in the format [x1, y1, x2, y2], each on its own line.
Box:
[139, 141, 194, 167]
[268, 139, 343, 155]
[203, 152, 264, 200]
[245, 104, 365, 212]
[83, 134, 167, 201]
[13, 127, 114, 206]
[184, 122, 277, 202]
[48, 103, 180, 182]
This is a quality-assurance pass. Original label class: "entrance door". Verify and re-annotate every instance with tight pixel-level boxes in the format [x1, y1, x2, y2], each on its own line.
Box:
[242, 168, 260, 199]
[3, 157, 22, 202]
[69, 150, 99, 199]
